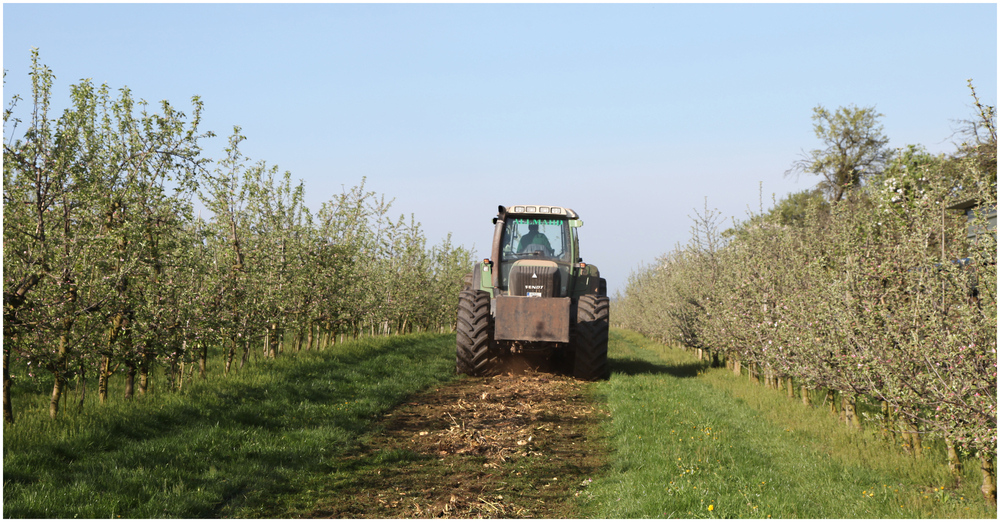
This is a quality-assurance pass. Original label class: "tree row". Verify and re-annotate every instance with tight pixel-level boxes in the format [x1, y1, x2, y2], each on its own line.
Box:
[3, 50, 474, 423]
[613, 87, 997, 503]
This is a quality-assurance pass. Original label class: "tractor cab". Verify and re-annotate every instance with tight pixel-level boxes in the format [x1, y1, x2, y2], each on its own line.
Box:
[496, 210, 576, 298]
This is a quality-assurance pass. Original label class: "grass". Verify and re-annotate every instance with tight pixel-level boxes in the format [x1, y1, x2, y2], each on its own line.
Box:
[581, 328, 996, 519]
[5, 328, 995, 518]
[2, 333, 459, 518]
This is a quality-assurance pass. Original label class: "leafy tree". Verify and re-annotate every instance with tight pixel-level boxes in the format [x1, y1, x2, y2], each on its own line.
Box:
[788, 104, 892, 202]
[3, 50, 209, 418]
[767, 188, 828, 227]
[197, 129, 258, 372]
[954, 80, 997, 165]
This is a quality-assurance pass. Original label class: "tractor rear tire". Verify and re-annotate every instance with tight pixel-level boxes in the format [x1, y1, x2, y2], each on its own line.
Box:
[572, 294, 610, 381]
[456, 289, 495, 376]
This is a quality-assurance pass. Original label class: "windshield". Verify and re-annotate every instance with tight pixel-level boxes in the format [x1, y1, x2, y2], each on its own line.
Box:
[497, 216, 572, 293]
[500, 217, 570, 262]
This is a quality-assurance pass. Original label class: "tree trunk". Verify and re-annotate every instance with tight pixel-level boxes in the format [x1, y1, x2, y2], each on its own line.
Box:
[49, 332, 70, 419]
[267, 324, 279, 358]
[3, 345, 13, 424]
[166, 359, 176, 391]
[62, 375, 69, 412]
[910, 425, 922, 458]
[842, 394, 861, 430]
[881, 401, 894, 442]
[980, 452, 997, 505]
[800, 385, 811, 406]
[138, 353, 151, 397]
[241, 339, 250, 368]
[825, 390, 837, 416]
[124, 363, 136, 400]
[99, 356, 112, 404]
[946, 438, 961, 480]
[76, 363, 86, 412]
[901, 420, 922, 457]
[733, 358, 741, 376]
[786, 377, 795, 399]
[199, 342, 208, 380]
[225, 338, 234, 375]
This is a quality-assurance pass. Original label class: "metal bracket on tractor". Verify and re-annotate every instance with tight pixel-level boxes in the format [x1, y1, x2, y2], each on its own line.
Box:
[494, 296, 570, 343]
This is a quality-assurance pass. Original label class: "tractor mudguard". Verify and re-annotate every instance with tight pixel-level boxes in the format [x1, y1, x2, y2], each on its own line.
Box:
[572, 263, 604, 296]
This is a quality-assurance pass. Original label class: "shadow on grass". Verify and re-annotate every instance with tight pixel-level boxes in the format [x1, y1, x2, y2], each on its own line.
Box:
[610, 357, 709, 378]
[2, 333, 460, 519]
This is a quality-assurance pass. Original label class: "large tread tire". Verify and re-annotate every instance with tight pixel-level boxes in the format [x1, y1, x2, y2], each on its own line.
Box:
[456, 289, 496, 376]
[572, 294, 610, 381]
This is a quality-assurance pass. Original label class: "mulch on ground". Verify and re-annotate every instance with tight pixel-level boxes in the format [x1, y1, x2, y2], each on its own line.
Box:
[307, 368, 608, 518]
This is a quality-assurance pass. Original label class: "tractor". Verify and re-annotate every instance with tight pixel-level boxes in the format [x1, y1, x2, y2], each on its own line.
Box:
[456, 204, 610, 380]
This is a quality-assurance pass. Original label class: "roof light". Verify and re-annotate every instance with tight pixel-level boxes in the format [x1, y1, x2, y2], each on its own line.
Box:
[507, 205, 572, 215]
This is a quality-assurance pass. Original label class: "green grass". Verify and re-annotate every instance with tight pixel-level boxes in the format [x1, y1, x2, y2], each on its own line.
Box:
[581, 328, 996, 519]
[6, 328, 994, 518]
[2, 333, 460, 518]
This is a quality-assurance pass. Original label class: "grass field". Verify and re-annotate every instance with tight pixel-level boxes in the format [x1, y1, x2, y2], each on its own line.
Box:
[582, 328, 996, 518]
[4, 328, 995, 518]
[2, 333, 459, 518]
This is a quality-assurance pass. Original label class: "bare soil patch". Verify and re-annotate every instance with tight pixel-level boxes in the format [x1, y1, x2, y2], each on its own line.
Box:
[306, 364, 608, 518]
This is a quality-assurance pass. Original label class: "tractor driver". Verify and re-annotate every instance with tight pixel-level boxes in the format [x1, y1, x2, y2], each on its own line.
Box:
[517, 223, 552, 253]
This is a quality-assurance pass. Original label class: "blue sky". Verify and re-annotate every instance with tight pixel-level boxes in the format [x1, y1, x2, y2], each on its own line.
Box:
[3, 2, 997, 296]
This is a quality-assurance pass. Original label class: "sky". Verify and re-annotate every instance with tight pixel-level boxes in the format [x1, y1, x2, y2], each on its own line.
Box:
[3, 2, 997, 296]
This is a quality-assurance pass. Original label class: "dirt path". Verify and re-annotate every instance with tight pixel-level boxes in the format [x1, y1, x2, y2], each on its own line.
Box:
[306, 369, 609, 518]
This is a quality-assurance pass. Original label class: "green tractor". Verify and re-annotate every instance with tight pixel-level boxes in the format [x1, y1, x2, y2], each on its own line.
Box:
[457, 204, 610, 381]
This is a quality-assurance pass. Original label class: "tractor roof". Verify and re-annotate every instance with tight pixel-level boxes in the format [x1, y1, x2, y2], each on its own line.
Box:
[502, 204, 579, 219]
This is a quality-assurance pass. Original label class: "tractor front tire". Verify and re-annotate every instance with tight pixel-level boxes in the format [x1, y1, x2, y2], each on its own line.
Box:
[572, 294, 610, 381]
[456, 289, 495, 376]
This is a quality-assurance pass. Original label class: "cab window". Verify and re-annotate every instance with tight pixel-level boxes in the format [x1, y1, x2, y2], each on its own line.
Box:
[499, 217, 570, 262]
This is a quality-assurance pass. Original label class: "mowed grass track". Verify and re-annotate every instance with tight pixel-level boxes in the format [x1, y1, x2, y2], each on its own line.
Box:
[5, 329, 994, 518]
[2, 333, 460, 518]
[582, 329, 994, 519]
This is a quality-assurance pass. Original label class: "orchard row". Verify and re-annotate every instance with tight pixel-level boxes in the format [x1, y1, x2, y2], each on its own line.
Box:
[3, 50, 473, 423]
[614, 91, 996, 502]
